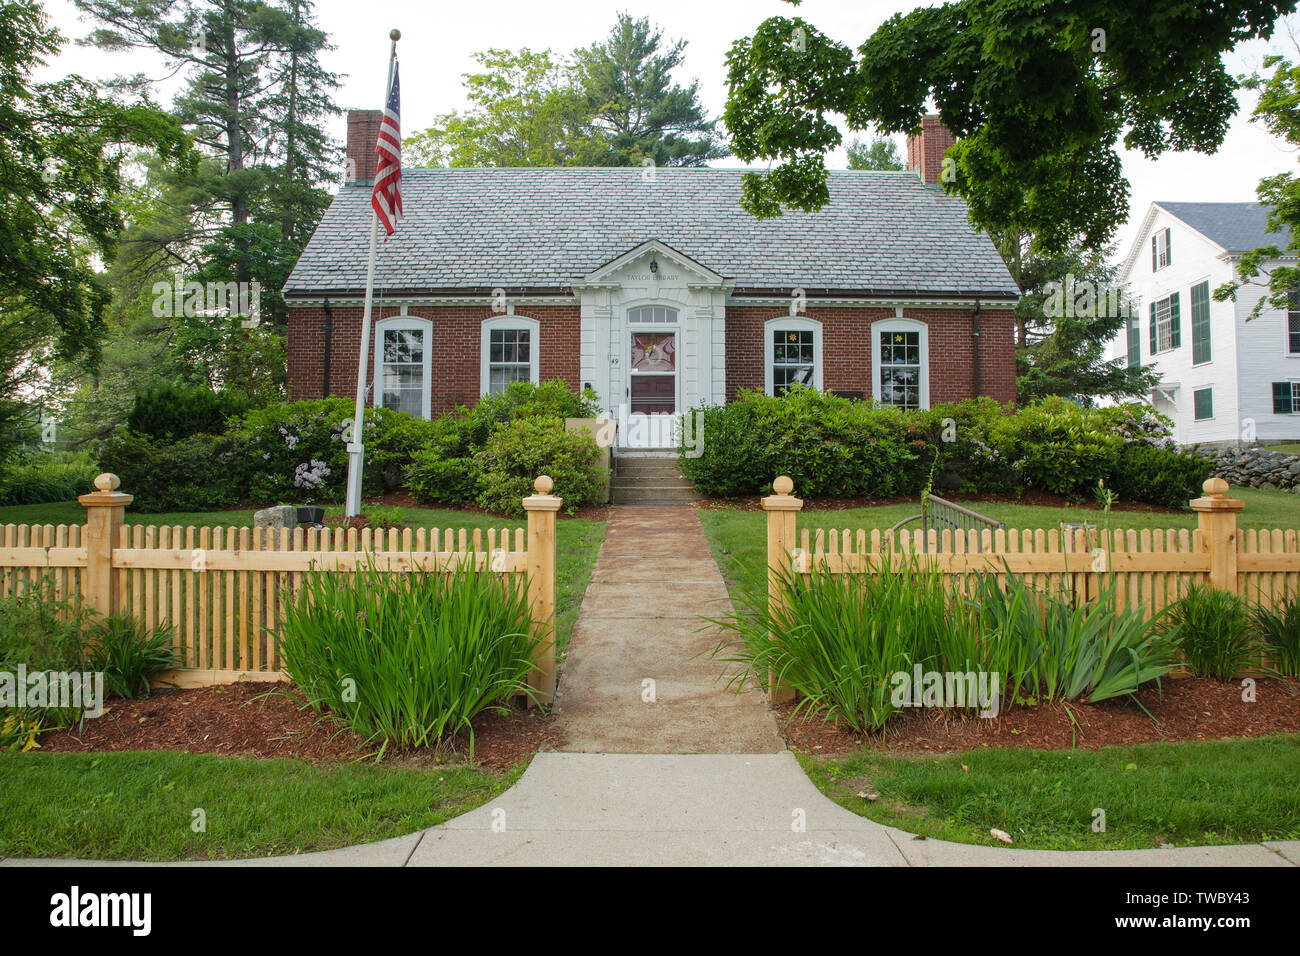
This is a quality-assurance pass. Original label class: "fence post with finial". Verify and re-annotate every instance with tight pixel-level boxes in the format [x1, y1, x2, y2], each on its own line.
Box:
[78, 473, 132, 618]
[523, 474, 562, 702]
[1189, 477, 1244, 594]
[762, 475, 803, 703]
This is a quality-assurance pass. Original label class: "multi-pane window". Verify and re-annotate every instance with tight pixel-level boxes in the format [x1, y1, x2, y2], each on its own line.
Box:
[379, 326, 425, 416]
[1273, 381, 1300, 414]
[1149, 293, 1181, 354]
[1152, 227, 1171, 270]
[628, 307, 678, 324]
[772, 329, 815, 395]
[487, 328, 531, 394]
[1193, 387, 1213, 421]
[1191, 281, 1211, 365]
[1289, 288, 1300, 354]
[879, 330, 922, 409]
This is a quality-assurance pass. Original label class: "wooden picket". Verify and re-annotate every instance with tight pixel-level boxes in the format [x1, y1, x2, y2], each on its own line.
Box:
[0, 474, 562, 700]
[762, 475, 1300, 700]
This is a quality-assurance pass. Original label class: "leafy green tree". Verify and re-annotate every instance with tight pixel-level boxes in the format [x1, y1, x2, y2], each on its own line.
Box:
[1, 0, 189, 373]
[724, 2, 1295, 251]
[0, 0, 189, 460]
[75, 0, 339, 328]
[846, 136, 904, 171]
[405, 49, 601, 167]
[574, 13, 727, 167]
[1215, 38, 1300, 314]
[1006, 235, 1160, 404]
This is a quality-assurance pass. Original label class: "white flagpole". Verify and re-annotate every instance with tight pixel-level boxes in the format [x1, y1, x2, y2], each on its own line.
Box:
[345, 29, 400, 517]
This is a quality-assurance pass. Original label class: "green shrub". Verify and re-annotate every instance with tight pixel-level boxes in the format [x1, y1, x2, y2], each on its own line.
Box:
[1110, 444, 1213, 509]
[973, 573, 1180, 703]
[406, 450, 479, 505]
[0, 580, 99, 746]
[127, 385, 249, 442]
[0, 579, 96, 673]
[678, 391, 1190, 507]
[1162, 586, 1257, 680]
[278, 563, 538, 755]
[364, 407, 443, 492]
[99, 431, 246, 512]
[712, 563, 969, 733]
[459, 380, 600, 449]
[87, 616, 176, 699]
[990, 397, 1122, 498]
[1251, 596, 1300, 678]
[474, 418, 603, 517]
[679, 388, 919, 499]
[911, 398, 1016, 495]
[0, 451, 99, 505]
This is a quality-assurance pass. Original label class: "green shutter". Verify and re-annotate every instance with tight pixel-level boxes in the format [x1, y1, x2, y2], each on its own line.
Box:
[1193, 388, 1213, 421]
[1151, 235, 1158, 271]
[1169, 292, 1181, 348]
[1149, 301, 1158, 354]
[1275, 382, 1294, 414]
[1165, 228, 1171, 267]
[1126, 314, 1140, 368]
[1191, 281, 1211, 364]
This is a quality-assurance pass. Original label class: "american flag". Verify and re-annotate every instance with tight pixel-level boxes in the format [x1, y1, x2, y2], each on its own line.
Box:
[372, 61, 402, 236]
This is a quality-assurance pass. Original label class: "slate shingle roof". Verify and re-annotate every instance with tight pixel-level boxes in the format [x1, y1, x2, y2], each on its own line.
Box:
[1156, 201, 1292, 254]
[283, 168, 1019, 298]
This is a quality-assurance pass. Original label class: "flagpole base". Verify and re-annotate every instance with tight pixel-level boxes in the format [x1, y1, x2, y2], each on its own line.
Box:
[345, 447, 365, 517]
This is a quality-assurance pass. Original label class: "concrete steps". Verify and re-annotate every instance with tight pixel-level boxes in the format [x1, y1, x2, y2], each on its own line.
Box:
[610, 454, 697, 504]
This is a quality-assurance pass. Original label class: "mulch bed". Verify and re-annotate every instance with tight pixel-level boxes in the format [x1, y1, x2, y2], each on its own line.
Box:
[779, 676, 1300, 756]
[37, 682, 564, 772]
[697, 490, 1185, 515]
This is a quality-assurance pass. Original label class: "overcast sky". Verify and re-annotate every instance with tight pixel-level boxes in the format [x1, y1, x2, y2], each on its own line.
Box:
[36, 0, 1300, 263]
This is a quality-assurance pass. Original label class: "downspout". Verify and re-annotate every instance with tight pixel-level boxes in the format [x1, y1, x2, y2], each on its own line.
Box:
[321, 298, 334, 399]
[971, 297, 982, 397]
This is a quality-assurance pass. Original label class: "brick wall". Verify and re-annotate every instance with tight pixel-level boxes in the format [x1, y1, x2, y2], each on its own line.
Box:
[724, 305, 1016, 405]
[345, 110, 381, 185]
[906, 115, 956, 185]
[287, 303, 581, 414]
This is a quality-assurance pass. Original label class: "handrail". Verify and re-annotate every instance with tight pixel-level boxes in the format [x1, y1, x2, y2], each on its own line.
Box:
[888, 493, 1006, 552]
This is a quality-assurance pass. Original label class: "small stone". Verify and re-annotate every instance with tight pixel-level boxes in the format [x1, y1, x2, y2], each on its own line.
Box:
[990, 828, 1014, 844]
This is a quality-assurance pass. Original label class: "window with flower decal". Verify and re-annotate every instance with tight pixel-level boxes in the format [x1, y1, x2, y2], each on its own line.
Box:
[871, 318, 929, 409]
[764, 316, 822, 395]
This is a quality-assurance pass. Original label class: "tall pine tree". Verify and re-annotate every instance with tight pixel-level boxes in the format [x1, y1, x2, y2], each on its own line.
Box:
[574, 13, 727, 167]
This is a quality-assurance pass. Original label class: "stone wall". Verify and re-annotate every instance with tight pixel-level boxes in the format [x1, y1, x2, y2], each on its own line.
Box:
[1213, 446, 1300, 493]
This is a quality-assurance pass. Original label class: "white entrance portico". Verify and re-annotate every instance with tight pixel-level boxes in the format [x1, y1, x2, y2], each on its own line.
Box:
[573, 240, 731, 434]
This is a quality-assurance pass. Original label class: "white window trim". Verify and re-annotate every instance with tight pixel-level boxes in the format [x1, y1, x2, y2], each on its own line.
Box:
[374, 315, 432, 419]
[481, 314, 540, 396]
[871, 317, 930, 410]
[764, 316, 823, 396]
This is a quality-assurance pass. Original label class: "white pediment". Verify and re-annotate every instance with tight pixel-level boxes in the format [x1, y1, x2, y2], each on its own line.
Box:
[578, 239, 727, 288]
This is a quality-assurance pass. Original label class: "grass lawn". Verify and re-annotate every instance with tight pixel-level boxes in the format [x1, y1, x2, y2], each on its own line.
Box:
[801, 734, 1300, 850]
[0, 750, 515, 862]
[1270, 443, 1300, 455]
[0, 501, 605, 654]
[699, 487, 1300, 602]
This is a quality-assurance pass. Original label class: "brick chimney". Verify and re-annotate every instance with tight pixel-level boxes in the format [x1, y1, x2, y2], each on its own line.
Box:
[345, 109, 382, 186]
[906, 114, 956, 185]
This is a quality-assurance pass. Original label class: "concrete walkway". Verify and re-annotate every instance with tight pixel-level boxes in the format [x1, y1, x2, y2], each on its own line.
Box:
[552, 504, 782, 754]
